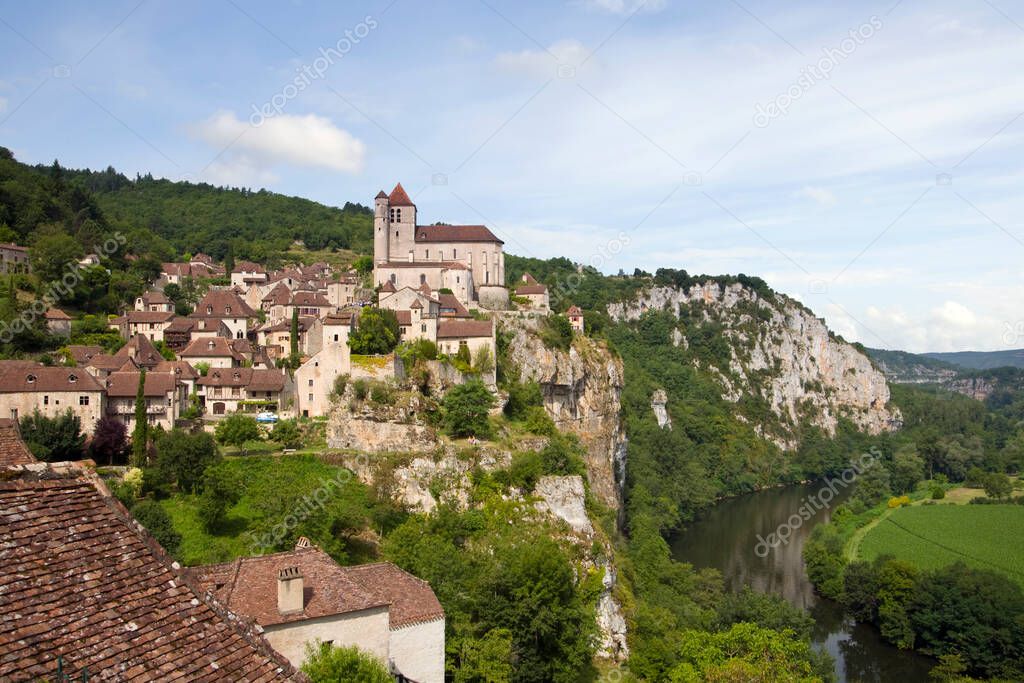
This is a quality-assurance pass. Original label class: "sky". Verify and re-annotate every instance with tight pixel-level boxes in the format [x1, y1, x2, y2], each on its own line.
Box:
[1, 0, 1023, 353]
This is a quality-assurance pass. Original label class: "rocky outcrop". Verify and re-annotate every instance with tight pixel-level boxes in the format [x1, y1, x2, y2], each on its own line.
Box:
[533, 475, 593, 535]
[609, 283, 899, 448]
[326, 391, 439, 453]
[596, 563, 629, 660]
[504, 321, 626, 509]
[651, 389, 671, 429]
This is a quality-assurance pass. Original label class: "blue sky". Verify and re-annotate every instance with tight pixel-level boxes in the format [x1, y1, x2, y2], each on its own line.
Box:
[2, 0, 1023, 352]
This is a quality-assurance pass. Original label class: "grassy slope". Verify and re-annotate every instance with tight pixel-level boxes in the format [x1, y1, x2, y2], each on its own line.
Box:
[857, 504, 1024, 586]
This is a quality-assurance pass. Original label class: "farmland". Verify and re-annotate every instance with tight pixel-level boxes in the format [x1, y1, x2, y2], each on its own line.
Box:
[857, 504, 1024, 587]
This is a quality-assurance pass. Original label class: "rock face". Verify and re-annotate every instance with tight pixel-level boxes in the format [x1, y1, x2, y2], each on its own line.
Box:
[609, 282, 899, 448]
[533, 475, 593, 535]
[596, 564, 629, 660]
[651, 389, 671, 429]
[504, 321, 626, 508]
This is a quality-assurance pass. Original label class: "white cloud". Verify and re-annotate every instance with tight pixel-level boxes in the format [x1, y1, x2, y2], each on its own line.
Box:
[796, 186, 837, 207]
[202, 155, 280, 187]
[189, 111, 365, 173]
[495, 39, 592, 79]
[577, 0, 666, 14]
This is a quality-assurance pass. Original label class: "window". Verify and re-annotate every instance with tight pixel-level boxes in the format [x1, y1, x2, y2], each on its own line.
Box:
[425, 249, 429, 259]
[390, 274, 397, 284]
[9, 409, 16, 420]
[308, 379, 314, 387]
[308, 393, 313, 402]
[207, 305, 213, 314]
[79, 396, 89, 406]
[421, 323, 427, 333]
[453, 248, 457, 259]
[43, 395, 49, 405]
[333, 334, 339, 342]
[396, 208, 402, 222]
[420, 274, 426, 285]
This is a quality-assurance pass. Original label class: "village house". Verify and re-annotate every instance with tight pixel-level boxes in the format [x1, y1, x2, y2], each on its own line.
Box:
[256, 316, 321, 359]
[197, 367, 286, 416]
[43, 308, 71, 336]
[114, 333, 164, 370]
[372, 183, 504, 306]
[163, 316, 196, 350]
[288, 290, 332, 319]
[567, 305, 585, 333]
[83, 353, 135, 379]
[190, 289, 256, 340]
[159, 260, 219, 286]
[118, 310, 176, 342]
[154, 359, 200, 397]
[261, 282, 293, 320]
[0, 362, 105, 429]
[0, 243, 29, 274]
[294, 329, 352, 418]
[64, 344, 104, 367]
[326, 272, 362, 308]
[515, 272, 550, 310]
[105, 370, 184, 431]
[0, 462, 301, 680]
[179, 336, 245, 369]
[437, 319, 497, 382]
[134, 290, 174, 313]
[231, 261, 268, 288]
[190, 541, 445, 682]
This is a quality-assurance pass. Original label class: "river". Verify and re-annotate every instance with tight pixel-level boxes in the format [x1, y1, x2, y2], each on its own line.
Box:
[669, 482, 934, 682]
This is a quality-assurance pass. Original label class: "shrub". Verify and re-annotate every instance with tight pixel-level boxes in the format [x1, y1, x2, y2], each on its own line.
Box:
[214, 414, 262, 452]
[504, 381, 543, 420]
[331, 373, 349, 398]
[370, 382, 395, 405]
[930, 485, 945, 500]
[271, 419, 303, 449]
[441, 379, 495, 438]
[131, 500, 181, 555]
[300, 641, 392, 682]
[539, 314, 573, 351]
[19, 409, 85, 462]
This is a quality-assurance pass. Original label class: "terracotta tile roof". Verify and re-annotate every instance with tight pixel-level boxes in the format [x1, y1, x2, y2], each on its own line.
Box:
[567, 306, 583, 316]
[154, 360, 200, 379]
[516, 284, 548, 295]
[124, 310, 176, 324]
[0, 467, 300, 681]
[0, 418, 35, 466]
[343, 562, 445, 628]
[66, 345, 104, 365]
[0, 363, 104, 393]
[323, 311, 354, 325]
[232, 261, 266, 274]
[388, 182, 414, 207]
[290, 291, 330, 307]
[437, 319, 494, 339]
[105, 371, 178, 397]
[180, 337, 244, 360]
[438, 294, 470, 318]
[141, 291, 171, 304]
[192, 290, 256, 319]
[114, 334, 163, 369]
[262, 282, 292, 306]
[521, 272, 538, 284]
[44, 308, 71, 320]
[191, 548, 442, 630]
[0, 242, 28, 252]
[198, 368, 285, 392]
[395, 311, 412, 326]
[259, 316, 316, 334]
[164, 316, 195, 333]
[415, 224, 503, 244]
[379, 281, 397, 293]
[86, 353, 131, 372]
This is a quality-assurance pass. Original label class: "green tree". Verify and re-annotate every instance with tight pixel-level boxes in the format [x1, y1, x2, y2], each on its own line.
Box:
[348, 307, 400, 355]
[891, 445, 925, 494]
[30, 229, 83, 286]
[89, 415, 128, 465]
[455, 628, 513, 683]
[982, 472, 1013, 499]
[223, 242, 234, 274]
[197, 463, 240, 533]
[271, 419, 303, 449]
[666, 622, 822, 682]
[352, 255, 373, 275]
[131, 369, 148, 466]
[214, 413, 263, 453]
[130, 499, 181, 555]
[19, 409, 84, 462]
[300, 642, 391, 683]
[441, 379, 495, 438]
[155, 428, 220, 494]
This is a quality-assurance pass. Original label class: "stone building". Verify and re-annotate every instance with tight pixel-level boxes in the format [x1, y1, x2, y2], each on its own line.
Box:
[190, 542, 445, 682]
[567, 305, 584, 333]
[0, 242, 30, 274]
[372, 183, 505, 305]
[0, 363, 105, 429]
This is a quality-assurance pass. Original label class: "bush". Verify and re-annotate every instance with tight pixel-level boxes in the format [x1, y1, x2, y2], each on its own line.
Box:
[19, 409, 85, 462]
[300, 642, 392, 683]
[155, 429, 220, 494]
[130, 500, 181, 555]
[331, 373, 349, 398]
[930, 485, 946, 500]
[539, 314, 573, 351]
[352, 378, 369, 401]
[271, 419, 303, 449]
[370, 382, 395, 405]
[214, 414, 262, 452]
[504, 381, 543, 420]
[441, 379, 495, 438]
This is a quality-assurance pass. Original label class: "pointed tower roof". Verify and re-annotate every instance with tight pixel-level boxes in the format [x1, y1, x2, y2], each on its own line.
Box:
[380, 281, 397, 293]
[389, 183, 414, 207]
[375, 190, 388, 200]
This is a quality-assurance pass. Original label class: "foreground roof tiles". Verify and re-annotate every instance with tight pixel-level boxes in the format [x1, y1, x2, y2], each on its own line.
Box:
[0, 466, 300, 681]
[0, 418, 35, 466]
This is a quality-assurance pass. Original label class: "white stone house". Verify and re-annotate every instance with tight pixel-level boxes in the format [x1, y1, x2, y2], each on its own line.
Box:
[119, 311, 176, 342]
[179, 337, 245, 369]
[189, 542, 445, 683]
[0, 362, 105, 430]
[197, 367, 286, 416]
[104, 370, 184, 431]
[231, 261, 268, 288]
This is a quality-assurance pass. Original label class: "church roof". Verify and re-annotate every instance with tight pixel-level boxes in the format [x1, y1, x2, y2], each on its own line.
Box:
[415, 224, 503, 245]
[388, 183, 414, 207]
[375, 190, 388, 200]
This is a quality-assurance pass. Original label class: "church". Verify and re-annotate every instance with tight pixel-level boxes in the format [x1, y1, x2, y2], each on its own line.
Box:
[373, 183, 506, 306]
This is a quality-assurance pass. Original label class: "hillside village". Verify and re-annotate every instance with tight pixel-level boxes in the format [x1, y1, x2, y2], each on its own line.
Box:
[0, 184, 587, 682]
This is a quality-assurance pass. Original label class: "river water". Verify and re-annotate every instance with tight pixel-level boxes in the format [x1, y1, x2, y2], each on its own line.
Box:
[669, 482, 934, 682]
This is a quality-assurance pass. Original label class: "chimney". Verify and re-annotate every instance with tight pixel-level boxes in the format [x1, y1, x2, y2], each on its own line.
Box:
[277, 566, 304, 615]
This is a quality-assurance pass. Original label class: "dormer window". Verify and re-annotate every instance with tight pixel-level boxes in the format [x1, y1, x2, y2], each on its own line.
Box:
[68, 374, 77, 383]
[206, 305, 213, 314]
[226, 306, 231, 314]
[26, 374, 35, 384]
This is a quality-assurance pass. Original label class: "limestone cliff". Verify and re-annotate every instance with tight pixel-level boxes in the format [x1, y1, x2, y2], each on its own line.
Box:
[502, 316, 627, 509]
[608, 282, 899, 448]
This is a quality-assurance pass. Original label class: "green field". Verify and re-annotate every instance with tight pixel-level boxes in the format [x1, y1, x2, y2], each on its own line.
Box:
[857, 504, 1024, 587]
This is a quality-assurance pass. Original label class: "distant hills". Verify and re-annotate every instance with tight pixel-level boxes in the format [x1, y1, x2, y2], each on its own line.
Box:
[922, 349, 1024, 370]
